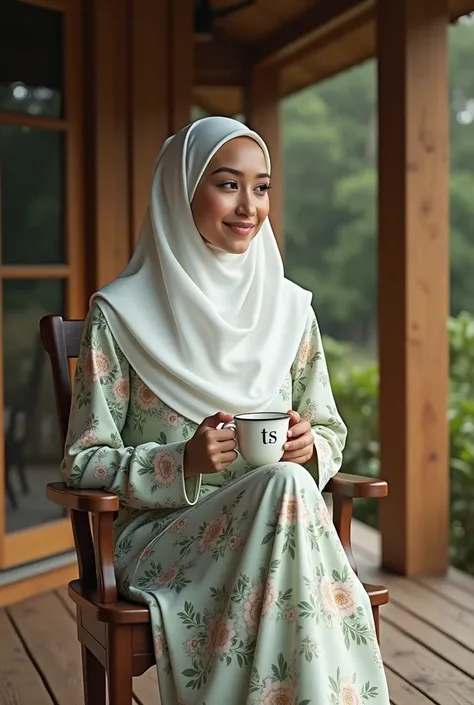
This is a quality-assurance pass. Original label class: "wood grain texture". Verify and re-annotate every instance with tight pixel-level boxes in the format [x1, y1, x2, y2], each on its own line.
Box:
[377, 0, 450, 575]
[0, 609, 54, 705]
[8, 592, 84, 705]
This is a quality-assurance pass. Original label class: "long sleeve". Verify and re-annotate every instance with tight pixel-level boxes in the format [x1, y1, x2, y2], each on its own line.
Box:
[61, 304, 201, 510]
[291, 308, 347, 490]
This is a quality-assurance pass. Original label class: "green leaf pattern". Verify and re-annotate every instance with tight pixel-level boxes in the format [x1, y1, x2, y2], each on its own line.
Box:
[62, 304, 388, 703]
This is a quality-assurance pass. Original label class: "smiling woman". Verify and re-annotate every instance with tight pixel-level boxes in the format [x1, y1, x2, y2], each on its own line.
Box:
[191, 137, 271, 253]
[61, 117, 390, 704]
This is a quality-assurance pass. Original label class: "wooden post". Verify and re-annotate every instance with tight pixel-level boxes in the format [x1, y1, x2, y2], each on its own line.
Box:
[130, 0, 170, 241]
[85, 0, 131, 291]
[245, 68, 283, 252]
[377, 0, 450, 575]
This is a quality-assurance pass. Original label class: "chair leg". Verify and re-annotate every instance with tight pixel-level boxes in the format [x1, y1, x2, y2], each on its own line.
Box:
[107, 625, 133, 705]
[372, 605, 380, 643]
[81, 645, 106, 705]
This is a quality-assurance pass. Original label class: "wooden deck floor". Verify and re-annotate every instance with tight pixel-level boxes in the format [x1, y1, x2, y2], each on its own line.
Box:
[1, 521, 473, 705]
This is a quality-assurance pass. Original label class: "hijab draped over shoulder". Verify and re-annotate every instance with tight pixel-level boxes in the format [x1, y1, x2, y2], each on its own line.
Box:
[91, 116, 312, 423]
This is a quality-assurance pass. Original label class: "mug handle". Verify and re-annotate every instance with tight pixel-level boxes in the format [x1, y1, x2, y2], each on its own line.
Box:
[222, 421, 239, 453]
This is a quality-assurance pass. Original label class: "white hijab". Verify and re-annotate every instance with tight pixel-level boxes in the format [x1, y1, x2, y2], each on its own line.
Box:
[91, 116, 312, 423]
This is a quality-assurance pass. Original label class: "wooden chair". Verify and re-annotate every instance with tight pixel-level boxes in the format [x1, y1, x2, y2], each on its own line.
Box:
[40, 314, 389, 705]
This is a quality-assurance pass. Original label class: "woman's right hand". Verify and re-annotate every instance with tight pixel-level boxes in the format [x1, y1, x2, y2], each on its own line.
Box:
[184, 411, 237, 478]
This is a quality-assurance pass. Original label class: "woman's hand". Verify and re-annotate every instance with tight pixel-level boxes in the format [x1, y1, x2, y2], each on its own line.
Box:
[184, 411, 237, 478]
[281, 410, 315, 464]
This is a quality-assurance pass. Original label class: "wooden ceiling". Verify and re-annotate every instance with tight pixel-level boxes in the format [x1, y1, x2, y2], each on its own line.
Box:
[193, 0, 474, 115]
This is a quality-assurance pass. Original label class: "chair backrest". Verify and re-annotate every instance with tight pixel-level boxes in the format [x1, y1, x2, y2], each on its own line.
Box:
[39, 316, 84, 446]
[40, 315, 100, 589]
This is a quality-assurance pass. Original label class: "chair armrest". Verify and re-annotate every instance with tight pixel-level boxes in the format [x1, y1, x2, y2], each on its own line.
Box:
[46, 482, 118, 603]
[325, 472, 388, 499]
[47, 481, 120, 512]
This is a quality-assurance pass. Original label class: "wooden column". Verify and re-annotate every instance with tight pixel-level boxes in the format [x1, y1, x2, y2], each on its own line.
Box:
[245, 68, 283, 252]
[377, 0, 450, 575]
[168, 0, 194, 132]
[130, 0, 170, 240]
[85, 0, 131, 291]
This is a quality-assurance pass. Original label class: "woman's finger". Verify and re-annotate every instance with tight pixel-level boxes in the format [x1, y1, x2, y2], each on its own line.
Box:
[281, 450, 312, 463]
[214, 439, 237, 452]
[284, 431, 313, 452]
[217, 450, 239, 467]
[287, 419, 311, 439]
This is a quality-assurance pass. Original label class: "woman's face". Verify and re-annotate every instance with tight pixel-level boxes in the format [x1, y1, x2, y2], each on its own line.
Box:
[191, 136, 271, 254]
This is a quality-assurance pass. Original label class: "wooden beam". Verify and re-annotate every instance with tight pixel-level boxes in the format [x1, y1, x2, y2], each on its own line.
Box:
[245, 69, 283, 253]
[168, 0, 193, 132]
[130, 0, 169, 240]
[377, 0, 450, 575]
[85, 0, 131, 291]
[195, 37, 248, 87]
[254, 0, 373, 69]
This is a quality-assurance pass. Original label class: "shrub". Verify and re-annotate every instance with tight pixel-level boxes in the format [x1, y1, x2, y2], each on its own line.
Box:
[325, 311, 474, 576]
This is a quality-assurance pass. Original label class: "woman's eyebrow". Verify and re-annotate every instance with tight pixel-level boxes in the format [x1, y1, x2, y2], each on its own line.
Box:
[211, 166, 271, 179]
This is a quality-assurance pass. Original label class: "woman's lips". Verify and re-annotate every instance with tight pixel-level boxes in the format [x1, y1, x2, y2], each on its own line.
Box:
[223, 222, 255, 236]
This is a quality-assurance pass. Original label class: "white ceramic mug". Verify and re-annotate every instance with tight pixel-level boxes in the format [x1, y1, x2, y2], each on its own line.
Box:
[223, 412, 291, 467]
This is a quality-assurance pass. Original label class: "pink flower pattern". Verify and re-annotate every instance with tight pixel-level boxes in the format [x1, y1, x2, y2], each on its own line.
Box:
[205, 614, 235, 655]
[153, 452, 177, 486]
[258, 680, 295, 705]
[136, 382, 158, 410]
[199, 514, 227, 551]
[112, 377, 129, 400]
[84, 349, 110, 382]
[65, 309, 384, 705]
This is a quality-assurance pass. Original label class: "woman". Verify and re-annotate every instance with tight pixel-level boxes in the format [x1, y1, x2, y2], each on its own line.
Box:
[63, 116, 390, 704]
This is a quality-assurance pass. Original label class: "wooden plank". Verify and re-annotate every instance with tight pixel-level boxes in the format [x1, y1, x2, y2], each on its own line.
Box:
[0, 609, 54, 705]
[65, 0, 86, 319]
[195, 37, 247, 87]
[386, 667, 436, 705]
[381, 621, 474, 705]
[448, 566, 474, 593]
[168, 0, 193, 132]
[56, 586, 76, 618]
[7, 592, 84, 705]
[377, 0, 450, 575]
[86, 0, 131, 289]
[254, 0, 371, 69]
[133, 668, 160, 705]
[245, 68, 283, 253]
[415, 575, 474, 614]
[382, 602, 474, 678]
[352, 520, 474, 613]
[357, 553, 474, 652]
[130, 0, 169, 241]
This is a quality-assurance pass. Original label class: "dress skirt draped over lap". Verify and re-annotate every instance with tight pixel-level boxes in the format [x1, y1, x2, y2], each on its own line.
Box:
[62, 305, 391, 705]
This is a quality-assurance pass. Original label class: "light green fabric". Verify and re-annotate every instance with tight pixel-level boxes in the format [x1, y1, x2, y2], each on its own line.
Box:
[63, 302, 390, 705]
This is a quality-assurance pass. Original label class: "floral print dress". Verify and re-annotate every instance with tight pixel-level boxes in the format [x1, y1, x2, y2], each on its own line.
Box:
[63, 303, 390, 705]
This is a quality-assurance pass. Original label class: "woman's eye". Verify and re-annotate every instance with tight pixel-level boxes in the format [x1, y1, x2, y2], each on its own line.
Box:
[256, 184, 271, 193]
[220, 181, 238, 190]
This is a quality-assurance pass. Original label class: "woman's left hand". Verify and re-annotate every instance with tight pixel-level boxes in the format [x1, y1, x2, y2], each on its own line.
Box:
[281, 410, 315, 464]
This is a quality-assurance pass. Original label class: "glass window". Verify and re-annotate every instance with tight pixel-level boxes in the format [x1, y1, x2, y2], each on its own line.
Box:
[0, 125, 65, 265]
[3, 278, 65, 533]
[0, 0, 63, 118]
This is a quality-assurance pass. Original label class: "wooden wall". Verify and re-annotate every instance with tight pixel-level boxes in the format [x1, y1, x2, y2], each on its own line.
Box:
[86, 0, 195, 292]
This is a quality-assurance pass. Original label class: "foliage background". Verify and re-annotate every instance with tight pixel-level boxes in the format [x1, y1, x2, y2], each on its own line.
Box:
[282, 18, 474, 574]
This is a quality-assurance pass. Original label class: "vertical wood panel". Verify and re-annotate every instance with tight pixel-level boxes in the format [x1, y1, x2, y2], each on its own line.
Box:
[87, 0, 131, 290]
[245, 69, 283, 252]
[168, 0, 194, 133]
[377, 0, 450, 575]
[130, 0, 170, 241]
[65, 0, 85, 317]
